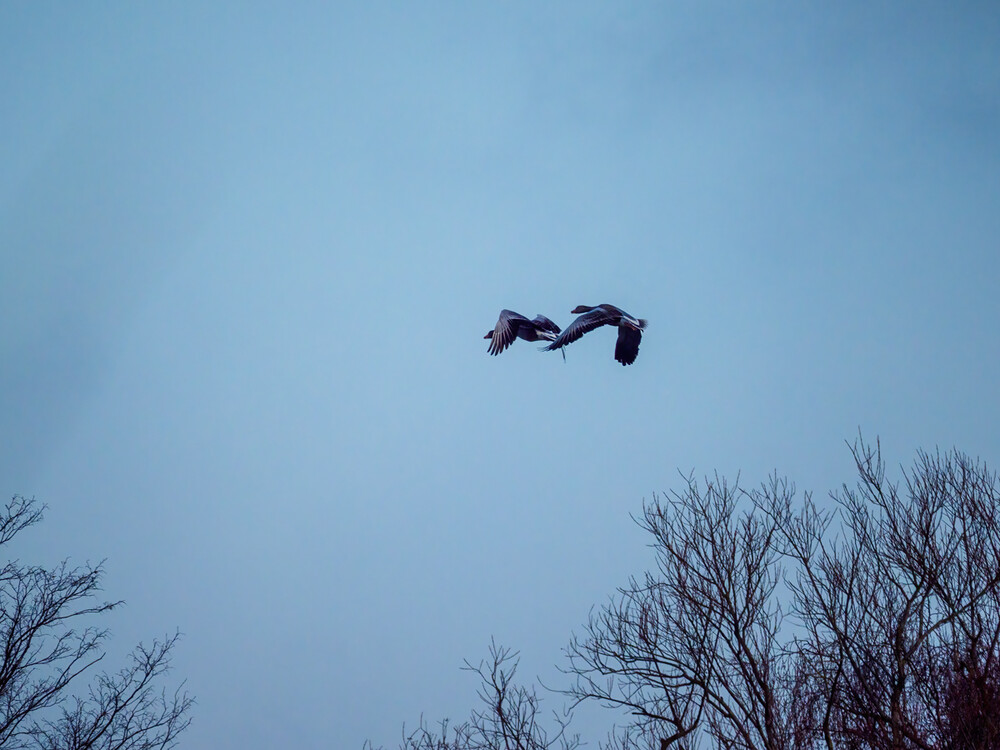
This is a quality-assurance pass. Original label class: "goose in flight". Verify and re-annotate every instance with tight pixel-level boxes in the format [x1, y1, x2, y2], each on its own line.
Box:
[543, 304, 647, 366]
[485, 310, 562, 356]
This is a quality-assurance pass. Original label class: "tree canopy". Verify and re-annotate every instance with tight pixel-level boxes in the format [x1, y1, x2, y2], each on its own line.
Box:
[373, 438, 1000, 750]
[0, 496, 193, 750]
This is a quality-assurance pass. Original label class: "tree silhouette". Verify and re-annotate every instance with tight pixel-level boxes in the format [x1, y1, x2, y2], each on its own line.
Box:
[0, 495, 192, 750]
[365, 640, 578, 750]
[374, 438, 1000, 750]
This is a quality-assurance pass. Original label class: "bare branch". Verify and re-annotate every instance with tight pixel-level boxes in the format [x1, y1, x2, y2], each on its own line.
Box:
[374, 438, 1000, 750]
[0, 496, 193, 750]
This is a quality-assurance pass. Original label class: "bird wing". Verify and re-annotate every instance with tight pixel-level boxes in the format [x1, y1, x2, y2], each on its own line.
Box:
[531, 315, 561, 336]
[614, 325, 643, 366]
[543, 308, 613, 351]
[487, 309, 528, 355]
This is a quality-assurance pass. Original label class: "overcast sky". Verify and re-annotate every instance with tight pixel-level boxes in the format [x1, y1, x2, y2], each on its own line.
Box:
[2, 3, 999, 748]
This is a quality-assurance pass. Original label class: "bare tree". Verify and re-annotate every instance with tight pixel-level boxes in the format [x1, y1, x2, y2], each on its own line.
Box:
[367, 640, 578, 750]
[768, 439, 1000, 750]
[0, 495, 193, 750]
[564, 473, 797, 750]
[566, 438, 1000, 750]
[376, 438, 1000, 750]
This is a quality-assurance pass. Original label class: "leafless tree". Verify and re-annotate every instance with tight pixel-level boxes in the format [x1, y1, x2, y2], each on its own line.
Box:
[377, 438, 1000, 750]
[367, 639, 578, 750]
[565, 472, 797, 750]
[565, 438, 1000, 750]
[767, 438, 1000, 750]
[0, 495, 193, 750]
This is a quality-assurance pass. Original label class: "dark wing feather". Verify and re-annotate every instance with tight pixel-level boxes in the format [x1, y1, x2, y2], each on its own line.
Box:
[614, 325, 643, 366]
[531, 315, 561, 336]
[487, 309, 528, 355]
[543, 308, 614, 352]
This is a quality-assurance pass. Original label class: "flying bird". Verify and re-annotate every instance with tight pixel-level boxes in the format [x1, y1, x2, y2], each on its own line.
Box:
[484, 310, 562, 356]
[543, 304, 647, 366]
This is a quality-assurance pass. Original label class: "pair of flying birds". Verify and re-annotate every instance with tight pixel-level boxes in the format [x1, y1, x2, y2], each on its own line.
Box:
[485, 303, 647, 366]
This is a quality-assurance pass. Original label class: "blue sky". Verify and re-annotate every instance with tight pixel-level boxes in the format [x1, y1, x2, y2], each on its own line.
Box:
[2, 4, 998, 748]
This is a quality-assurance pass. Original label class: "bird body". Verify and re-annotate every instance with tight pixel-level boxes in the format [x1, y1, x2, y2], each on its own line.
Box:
[484, 310, 561, 356]
[543, 303, 647, 365]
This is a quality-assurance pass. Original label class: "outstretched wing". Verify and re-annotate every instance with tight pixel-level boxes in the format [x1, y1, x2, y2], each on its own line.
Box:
[614, 325, 643, 366]
[486, 309, 528, 355]
[543, 308, 613, 352]
[531, 315, 561, 337]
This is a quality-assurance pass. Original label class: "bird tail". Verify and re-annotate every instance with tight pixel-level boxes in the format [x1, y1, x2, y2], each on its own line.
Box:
[538, 342, 567, 361]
